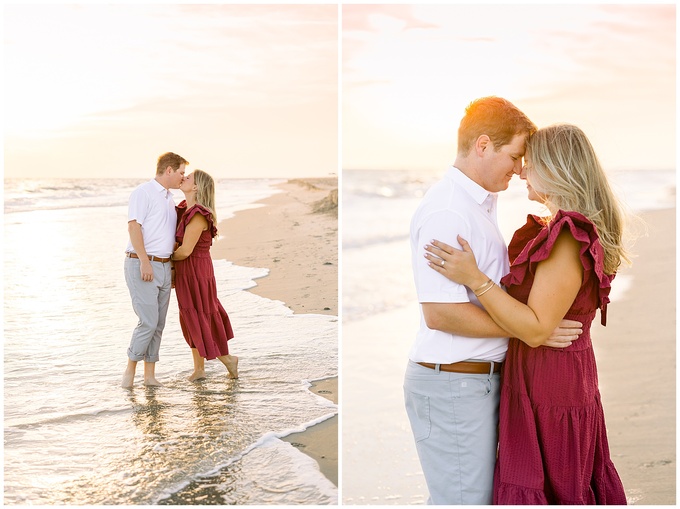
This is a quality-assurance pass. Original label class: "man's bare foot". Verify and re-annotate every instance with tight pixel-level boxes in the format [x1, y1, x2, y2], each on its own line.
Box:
[122, 369, 135, 389]
[188, 370, 207, 382]
[223, 355, 239, 379]
[143, 378, 163, 387]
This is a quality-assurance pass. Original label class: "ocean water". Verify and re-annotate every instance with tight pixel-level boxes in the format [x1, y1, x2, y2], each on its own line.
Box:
[342, 168, 676, 323]
[3, 178, 338, 505]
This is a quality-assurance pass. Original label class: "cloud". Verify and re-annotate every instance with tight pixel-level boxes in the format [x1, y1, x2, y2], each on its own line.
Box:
[343, 5, 439, 33]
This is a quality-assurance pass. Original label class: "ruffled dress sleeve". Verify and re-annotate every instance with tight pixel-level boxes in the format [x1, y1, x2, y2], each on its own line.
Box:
[175, 204, 218, 243]
[500, 210, 615, 326]
[175, 200, 188, 234]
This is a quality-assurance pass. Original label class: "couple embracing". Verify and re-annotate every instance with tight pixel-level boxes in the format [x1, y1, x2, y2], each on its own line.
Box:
[405, 97, 629, 505]
[122, 152, 238, 388]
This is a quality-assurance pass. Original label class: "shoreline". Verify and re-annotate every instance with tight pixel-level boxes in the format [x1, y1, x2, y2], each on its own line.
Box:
[213, 178, 338, 316]
[282, 377, 339, 486]
[212, 178, 338, 487]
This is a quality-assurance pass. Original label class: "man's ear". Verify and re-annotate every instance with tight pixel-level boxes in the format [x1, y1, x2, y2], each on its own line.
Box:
[165, 165, 174, 175]
[475, 135, 491, 157]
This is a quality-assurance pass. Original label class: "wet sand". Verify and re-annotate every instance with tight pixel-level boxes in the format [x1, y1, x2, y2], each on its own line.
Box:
[282, 378, 339, 486]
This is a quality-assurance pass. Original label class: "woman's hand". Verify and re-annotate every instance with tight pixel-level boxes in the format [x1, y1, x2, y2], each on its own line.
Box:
[424, 236, 486, 288]
[172, 214, 207, 261]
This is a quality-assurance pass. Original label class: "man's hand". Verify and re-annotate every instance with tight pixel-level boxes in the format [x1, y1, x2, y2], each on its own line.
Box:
[543, 319, 583, 348]
[140, 259, 154, 282]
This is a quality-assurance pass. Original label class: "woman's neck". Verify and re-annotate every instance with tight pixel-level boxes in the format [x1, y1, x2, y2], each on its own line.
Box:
[185, 195, 197, 208]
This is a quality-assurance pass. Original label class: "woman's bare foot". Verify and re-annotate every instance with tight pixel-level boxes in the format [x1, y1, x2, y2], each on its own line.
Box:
[188, 369, 207, 382]
[219, 355, 239, 379]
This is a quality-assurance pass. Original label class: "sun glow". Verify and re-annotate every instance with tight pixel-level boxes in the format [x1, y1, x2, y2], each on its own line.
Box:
[3, 4, 338, 178]
[342, 4, 676, 172]
[4, 5, 151, 136]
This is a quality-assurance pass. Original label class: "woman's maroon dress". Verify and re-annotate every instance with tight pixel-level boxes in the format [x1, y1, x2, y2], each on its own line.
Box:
[174, 202, 234, 360]
[494, 210, 626, 505]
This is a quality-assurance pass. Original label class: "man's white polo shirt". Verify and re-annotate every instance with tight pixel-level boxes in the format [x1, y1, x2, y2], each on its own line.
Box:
[409, 166, 509, 364]
[126, 179, 177, 258]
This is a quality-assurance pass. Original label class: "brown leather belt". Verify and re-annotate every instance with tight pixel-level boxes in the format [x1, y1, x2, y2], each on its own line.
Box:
[126, 252, 172, 263]
[417, 361, 502, 374]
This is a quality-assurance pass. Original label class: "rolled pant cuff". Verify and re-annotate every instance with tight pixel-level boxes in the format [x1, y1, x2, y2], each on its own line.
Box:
[127, 350, 159, 363]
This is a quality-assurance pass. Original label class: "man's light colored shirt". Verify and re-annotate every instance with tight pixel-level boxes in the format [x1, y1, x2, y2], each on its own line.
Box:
[126, 179, 177, 258]
[409, 166, 510, 363]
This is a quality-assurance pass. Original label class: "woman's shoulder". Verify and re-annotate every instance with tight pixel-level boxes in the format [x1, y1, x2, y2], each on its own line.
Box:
[506, 209, 604, 269]
[183, 203, 212, 221]
[504, 209, 608, 281]
[184, 203, 217, 236]
[543, 210, 613, 325]
[544, 210, 602, 250]
[521, 209, 607, 279]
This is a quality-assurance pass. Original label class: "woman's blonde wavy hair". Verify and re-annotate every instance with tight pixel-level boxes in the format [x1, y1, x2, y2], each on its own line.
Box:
[526, 124, 632, 275]
[192, 169, 218, 231]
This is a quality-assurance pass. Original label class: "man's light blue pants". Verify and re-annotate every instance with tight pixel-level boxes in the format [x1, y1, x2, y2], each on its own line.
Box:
[124, 257, 172, 363]
[404, 360, 501, 505]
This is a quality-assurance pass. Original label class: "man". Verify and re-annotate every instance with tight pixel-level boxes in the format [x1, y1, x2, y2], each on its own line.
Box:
[122, 152, 188, 388]
[404, 97, 580, 504]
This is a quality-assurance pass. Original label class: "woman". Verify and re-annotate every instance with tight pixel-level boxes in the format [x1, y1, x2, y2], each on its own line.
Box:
[424, 124, 628, 504]
[172, 170, 239, 380]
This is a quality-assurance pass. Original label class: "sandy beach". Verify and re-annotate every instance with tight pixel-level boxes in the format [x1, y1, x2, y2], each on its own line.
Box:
[214, 178, 338, 316]
[342, 207, 675, 504]
[282, 378, 339, 486]
[592, 207, 676, 505]
[213, 178, 339, 487]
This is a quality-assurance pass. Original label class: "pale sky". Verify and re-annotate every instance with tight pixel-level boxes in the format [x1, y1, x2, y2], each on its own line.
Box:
[3, 4, 338, 179]
[343, 3, 676, 173]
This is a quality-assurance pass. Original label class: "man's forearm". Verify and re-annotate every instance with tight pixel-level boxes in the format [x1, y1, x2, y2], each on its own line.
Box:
[128, 222, 148, 259]
[422, 302, 510, 338]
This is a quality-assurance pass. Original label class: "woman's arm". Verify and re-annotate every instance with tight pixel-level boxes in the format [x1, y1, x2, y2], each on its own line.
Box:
[426, 230, 583, 348]
[172, 214, 208, 261]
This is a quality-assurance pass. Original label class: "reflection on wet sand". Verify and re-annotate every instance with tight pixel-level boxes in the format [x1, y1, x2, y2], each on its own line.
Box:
[159, 380, 248, 505]
[54, 380, 245, 504]
[129, 387, 168, 439]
